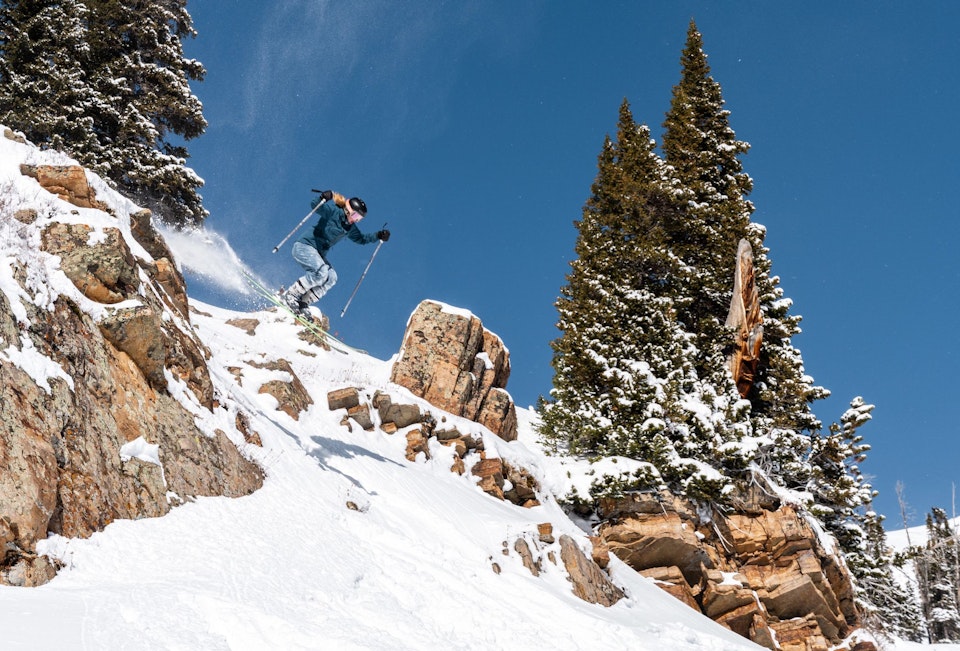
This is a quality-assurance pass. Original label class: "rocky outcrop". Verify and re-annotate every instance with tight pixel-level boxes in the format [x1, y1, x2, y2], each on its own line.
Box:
[559, 534, 625, 606]
[326, 386, 539, 508]
[249, 359, 313, 421]
[390, 301, 518, 441]
[37, 194, 214, 409]
[500, 528, 624, 607]
[0, 170, 263, 587]
[19, 164, 107, 210]
[597, 492, 857, 651]
[725, 238, 763, 398]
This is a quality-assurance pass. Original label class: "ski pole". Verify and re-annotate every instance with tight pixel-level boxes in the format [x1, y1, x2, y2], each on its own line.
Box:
[340, 225, 387, 318]
[271, 195, 327, 253]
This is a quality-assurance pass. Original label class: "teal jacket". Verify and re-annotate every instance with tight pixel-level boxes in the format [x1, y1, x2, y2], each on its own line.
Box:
[299, 197, 377, 258]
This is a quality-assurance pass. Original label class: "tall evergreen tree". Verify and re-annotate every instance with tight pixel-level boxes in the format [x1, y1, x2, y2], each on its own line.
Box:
[807, 397, 875, 549]
[661, 19, 753, 381]
[849, 510, 926, 642]
[540, 100, 751, 502]
[0, 0, 207, 226]
[0, 0, 102, 158]
[660, 20, 827, 492]
[541, 101, 688, 455]
[83, 0, 207, 225]
[915, 508, 960, 642]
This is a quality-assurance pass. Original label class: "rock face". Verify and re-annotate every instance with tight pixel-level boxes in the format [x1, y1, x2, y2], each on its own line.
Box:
[0, 165, 263, 587]
[597, 492, 857, 651]
[725, 238, 763, 398]
[390, 300, 518, 441]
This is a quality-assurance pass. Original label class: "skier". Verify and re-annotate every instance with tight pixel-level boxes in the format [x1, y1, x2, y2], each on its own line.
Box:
[280, 190, 390, 314]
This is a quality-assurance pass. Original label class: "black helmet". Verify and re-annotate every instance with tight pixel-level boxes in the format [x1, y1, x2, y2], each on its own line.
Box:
[349, 197, 367, 216]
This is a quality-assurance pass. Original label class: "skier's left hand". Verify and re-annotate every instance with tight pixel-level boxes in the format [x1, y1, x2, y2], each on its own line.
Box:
[377, 229, 391, 242]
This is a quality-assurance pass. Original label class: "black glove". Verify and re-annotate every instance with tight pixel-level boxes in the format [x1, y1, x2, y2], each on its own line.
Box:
[377, 229, 391, 242]
[319, 190, 333, 201]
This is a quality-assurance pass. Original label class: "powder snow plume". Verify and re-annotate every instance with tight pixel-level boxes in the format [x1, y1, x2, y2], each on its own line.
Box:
[156, 222, 264, 296]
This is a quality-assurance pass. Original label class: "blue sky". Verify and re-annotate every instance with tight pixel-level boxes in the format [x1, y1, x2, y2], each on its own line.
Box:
[179, 1, 959, 528]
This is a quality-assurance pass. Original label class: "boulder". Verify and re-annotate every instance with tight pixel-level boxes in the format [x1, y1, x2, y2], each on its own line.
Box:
[98, 305, 168, 389]
[405, 428, 430, 461]
[21, 164, 106, 210]
[514, 538, 541, 576]
[41, 223, 140, 304]
[328, 387, 360, 411]
[390, 301, 517, 441]
[252, 359, 313, 421]
[374, 392, 422, 429]
[472, 457, 505, 500]
[559, 535, 624, 607]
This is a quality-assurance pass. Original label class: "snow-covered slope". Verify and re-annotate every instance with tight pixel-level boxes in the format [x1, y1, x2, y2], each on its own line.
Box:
[0, 295, 759, 650]
[0, 128, 767, 649]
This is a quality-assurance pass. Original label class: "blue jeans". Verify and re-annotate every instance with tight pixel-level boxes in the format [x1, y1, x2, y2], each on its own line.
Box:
[291, 241, 337, 302]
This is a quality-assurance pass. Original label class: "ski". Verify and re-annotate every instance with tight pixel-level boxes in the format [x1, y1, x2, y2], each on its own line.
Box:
[241, 270, 366, 355]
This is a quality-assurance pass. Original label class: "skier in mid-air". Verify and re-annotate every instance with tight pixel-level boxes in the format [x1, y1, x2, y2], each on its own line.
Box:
[280, 190, 390, 314]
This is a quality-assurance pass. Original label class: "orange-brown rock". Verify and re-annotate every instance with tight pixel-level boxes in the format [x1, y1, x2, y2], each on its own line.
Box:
[770, 616, 830, 651]
[558, 534, 625, 607]
[327, 387, 360, 411]
[390, 300, 517, 441]
[597, 491, 858, 648]
[514, 538, 541, 576]
[20, 164, 107, 210]
[41, 222, 140, 304]
[373, 391, 422, 429]
[472, 457, 505, 500]
[251, 359, 313, 421]
[405, 428, 430, 461]
[641, 566, 701, 610]
[1, 210, 263, 587]
[539, 523, 556, 544]
[226, 318, 260, 336]
[40, 220, 213, 407]
[599, 506, 710, 586]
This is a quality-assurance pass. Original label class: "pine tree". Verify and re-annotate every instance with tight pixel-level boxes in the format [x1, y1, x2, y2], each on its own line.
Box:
[541, 101, 688, 456]
[540, 100, 751, 502]
[848, 510, 926, 642]
[659, 20, 827, 494]
[0, 0, 207, 226]
[807, 397, 875, 549]
[83, 0, 207, 225]
[0, 0, 102, 158]
[915, 508, 960, 642]
[661, 19, 753, 382]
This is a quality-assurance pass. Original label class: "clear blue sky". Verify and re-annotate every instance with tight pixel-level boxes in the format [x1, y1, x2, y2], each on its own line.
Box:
[180, 1, 960, 528]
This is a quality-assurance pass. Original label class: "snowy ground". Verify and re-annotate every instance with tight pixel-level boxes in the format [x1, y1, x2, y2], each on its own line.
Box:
[0, 295, 760, 650]
[0, 128, 947, 650]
